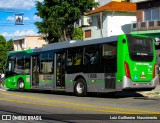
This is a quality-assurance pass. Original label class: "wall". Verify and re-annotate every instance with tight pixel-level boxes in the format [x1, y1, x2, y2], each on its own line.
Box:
[13, 36, 48, 51]
[82, 12, 136, 40]
[95, 0, 129, 7]
[107, 12, 136, 37]
[13, 39, 24, 51]
[136, 0, 160, 22]
[25, 36, 47, 49]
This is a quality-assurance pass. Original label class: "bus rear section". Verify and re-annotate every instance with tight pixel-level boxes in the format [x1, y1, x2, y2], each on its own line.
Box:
[117, 35, 158, 91]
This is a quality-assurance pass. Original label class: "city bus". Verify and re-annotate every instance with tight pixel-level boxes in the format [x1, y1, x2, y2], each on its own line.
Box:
[5, 34, 158, 96]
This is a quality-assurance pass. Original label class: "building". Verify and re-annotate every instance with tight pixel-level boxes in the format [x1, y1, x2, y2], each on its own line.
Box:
[131, 0, 160, 38]
[131, 0, 160, 84]
[80, 1, 136, 40]
[13, 35, 48, 51]
[130, 0, 160, 56]
[95, 0, 132, 7]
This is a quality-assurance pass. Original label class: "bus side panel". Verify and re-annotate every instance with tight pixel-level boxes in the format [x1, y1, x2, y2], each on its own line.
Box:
[5, 76, 17, 89]
[5, 75, 31, 89]
[117, 35, 127, 84]
[38, 74, 55, 90]
[25, 75, 31, 89]
[65, 73, 117, 93]
[65, 73, 87, 92]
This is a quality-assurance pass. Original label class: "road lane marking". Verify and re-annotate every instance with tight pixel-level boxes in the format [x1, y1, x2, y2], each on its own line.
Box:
[0, 92, 159, 113]
[0, 97, 159, 114]
[1, 92, 160, 114]
[0, 98, 158, 114]
[0, 92, 155, 111]
[0, 92, 91, 106]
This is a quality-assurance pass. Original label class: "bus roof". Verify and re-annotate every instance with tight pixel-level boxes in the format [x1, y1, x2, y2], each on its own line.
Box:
[8, 49, 33, 55]
[34, 35, 118, 52]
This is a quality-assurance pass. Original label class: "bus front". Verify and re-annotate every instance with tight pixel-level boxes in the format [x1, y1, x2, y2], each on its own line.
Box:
[118, 35, 158, 91]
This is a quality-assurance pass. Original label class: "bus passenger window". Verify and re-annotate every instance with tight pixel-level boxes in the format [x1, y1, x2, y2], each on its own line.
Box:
[24, 55, 30, 74]
[84, 46, 99, 65]
[103, 43, 116, 59]
[40, 51, 54, 74]
[67, 57, 73, 66]
[74, 56, 82, 65]
[67, 48, 83, 66]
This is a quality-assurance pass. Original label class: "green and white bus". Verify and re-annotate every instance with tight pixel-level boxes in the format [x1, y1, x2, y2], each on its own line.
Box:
[5, 34, 158, 96]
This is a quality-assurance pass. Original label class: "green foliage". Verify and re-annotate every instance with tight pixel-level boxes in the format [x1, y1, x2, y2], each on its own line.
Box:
[0, 35, 7, 72]
[35, 0, 98, 43]
[72, 28, 83, 40]
[6, 39, 14, 51]
[0, 36, 13, 72]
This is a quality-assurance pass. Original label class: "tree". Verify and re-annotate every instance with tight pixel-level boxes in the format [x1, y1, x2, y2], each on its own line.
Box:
[35, 0, 98, 43]
[0, 35, 7, 72]
[6, 39, 14, 51]
[72, 28, 83, 40]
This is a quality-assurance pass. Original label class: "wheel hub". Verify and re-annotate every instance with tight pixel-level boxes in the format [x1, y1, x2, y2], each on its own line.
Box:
[76, 83, 84, 94]
[19, 82, 24, 89]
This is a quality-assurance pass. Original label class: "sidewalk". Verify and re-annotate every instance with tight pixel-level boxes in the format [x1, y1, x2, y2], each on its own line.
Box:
[0, 84, 7, 91]
[139, 85, 160, 97]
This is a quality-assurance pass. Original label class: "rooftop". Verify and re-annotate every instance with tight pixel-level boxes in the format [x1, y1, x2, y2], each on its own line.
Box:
[13, 35, 44, 41]
[85, 1, 136, 15]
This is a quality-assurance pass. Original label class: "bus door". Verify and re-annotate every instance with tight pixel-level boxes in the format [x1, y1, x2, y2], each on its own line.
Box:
[55, 52, 65, 88]
[31, 55, 40, 87]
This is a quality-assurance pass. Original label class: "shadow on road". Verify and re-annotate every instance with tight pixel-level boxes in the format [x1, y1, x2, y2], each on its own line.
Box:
[7, 89, 146, 99]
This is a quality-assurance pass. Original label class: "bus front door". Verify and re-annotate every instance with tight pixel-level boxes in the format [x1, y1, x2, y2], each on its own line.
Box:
[31, 55, 39, 88]
[56, 53, 65, 89]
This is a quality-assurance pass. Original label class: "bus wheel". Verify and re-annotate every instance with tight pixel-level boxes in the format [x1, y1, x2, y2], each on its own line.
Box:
[74, 78, 87, 97]
[18, 79, 25, 92]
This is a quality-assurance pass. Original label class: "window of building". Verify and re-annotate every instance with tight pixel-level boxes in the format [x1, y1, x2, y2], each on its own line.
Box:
[85, 30, 91, 38]
[144, 7, 160, 21]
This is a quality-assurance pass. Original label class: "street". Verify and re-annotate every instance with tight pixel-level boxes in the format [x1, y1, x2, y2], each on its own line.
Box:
[0, 88, 160, 122]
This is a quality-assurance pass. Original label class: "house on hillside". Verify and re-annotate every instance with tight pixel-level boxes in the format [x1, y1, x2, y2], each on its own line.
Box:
[79, 1, 136, 40]
[13, 35, 48, 51]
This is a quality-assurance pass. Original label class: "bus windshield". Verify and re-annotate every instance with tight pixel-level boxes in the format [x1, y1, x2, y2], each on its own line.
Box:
[6, 55, 15, 72]
[127, 36, 153, 62]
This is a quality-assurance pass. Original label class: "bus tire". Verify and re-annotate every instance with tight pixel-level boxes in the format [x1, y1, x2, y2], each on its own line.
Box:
[18, 79, 25, 92]
[74, 78, 87, 97]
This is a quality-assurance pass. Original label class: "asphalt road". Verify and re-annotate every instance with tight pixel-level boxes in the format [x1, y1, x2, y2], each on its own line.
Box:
[0, 88, 160, 123]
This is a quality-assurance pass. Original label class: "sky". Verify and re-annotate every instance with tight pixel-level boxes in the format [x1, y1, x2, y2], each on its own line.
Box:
[0, 0, 43, 41]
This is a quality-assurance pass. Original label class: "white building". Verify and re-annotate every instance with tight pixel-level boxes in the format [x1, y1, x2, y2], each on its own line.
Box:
[80, 1, 136, 40]
[13, 35, 48, 51]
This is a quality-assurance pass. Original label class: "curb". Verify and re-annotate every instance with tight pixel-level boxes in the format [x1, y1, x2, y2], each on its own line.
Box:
[139, 91, 160, 97]
[138, 85, 160, 97]
[0, 85, 8, 90]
